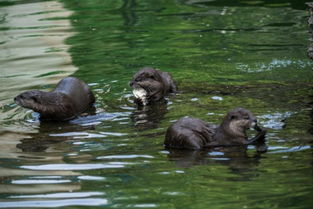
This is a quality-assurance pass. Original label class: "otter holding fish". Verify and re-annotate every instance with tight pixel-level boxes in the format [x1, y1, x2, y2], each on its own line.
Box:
[130, 67, 177, 105]
[164, 108, 267, 150]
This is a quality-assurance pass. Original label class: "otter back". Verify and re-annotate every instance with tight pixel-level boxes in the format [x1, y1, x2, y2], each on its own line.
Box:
[54, 77, 95, 114]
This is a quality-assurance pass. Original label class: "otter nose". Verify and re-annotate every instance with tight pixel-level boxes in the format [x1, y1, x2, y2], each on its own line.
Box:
[250, 118, 257, 127]
[14, 95, 21, 101]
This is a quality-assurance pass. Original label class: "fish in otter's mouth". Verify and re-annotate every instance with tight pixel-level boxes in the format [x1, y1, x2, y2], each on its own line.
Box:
[252, 122, 262, 132]
[130, 67, 177, 105]
[132, 88, 148, 105]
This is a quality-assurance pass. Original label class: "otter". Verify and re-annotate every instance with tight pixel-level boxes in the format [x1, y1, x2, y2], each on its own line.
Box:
[164, 108, 267, 150]
[129, 67, 177, 105]
[14, 77, 95, 121]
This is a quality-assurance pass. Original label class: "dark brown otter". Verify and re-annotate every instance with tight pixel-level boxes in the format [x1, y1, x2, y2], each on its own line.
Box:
[14, 77, 95, 121]
[129, 67, 177, 105]
[164, 108, 267, 150]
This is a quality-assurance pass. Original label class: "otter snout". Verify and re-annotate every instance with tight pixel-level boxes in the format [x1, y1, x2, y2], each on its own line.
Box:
[250, 118, 257, 128]
[253, 122, 263, 132]
[14, 94, 23, 101]
[129, 81, 135, 87]
[14, 95, 23, 105]
[250, 118, 263, 132]
[129, 80, 142, 89]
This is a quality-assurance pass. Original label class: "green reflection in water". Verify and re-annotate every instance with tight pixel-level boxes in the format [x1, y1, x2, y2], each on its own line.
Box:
[0, 0, 312, 208]
[55, 0, 313, 208]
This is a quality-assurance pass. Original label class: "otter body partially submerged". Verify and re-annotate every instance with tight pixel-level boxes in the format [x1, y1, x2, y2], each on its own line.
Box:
[164, 108, 266, 150]
[14, 77, 95, 121]
[130, 67, 177, 105]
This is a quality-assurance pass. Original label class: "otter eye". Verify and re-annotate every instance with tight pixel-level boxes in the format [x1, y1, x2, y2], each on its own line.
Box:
[242, 114, 250, 120]
[31, 96, 38, 103]
[135, 76, 144, 82]
[231, 115, 237, 120]
[149, 75, 155, 80]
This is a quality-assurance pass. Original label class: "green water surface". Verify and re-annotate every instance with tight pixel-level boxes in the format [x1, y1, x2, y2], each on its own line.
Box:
[0, 0, 312, 208]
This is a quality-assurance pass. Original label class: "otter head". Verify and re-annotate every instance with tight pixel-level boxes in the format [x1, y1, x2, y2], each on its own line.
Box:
[221, 108, 257, 139]
[130, 67, 165, 105]
[14, 90, 44, 112]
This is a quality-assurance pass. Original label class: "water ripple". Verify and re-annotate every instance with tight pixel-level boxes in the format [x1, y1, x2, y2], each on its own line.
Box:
[77, 175, 106, 181]
[258, 112, 293, 129]
[9, 191, 104, 199]
[0, 198, 107, 208]
[11, 179, 71, 184]
[97, 155, 154, 159]
[70, 112, 129, 126]
[268, 145, 311, 154]
[49, 132, 105, 138]
[236, 59, 313, 73]
[20, 163, 129, 171]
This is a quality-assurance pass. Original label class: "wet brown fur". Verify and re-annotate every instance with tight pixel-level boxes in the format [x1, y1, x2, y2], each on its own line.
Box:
[14, 77, 95, 121]
[164, 108, 266, 150]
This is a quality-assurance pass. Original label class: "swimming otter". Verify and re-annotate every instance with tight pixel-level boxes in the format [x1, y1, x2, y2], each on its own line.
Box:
[164, 108, 267, 150]
[14, 77, 95, 121]
[129, 67, 177, 105]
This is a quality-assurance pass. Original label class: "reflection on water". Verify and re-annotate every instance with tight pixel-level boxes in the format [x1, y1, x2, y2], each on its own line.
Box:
[130, 102, 168, 131]
[0, 0, 313, 208]
[0, 0, 84, 205]
[166, 146, 263, 171]
[0, 198, 108, 208]
[0, 0, 76, 132]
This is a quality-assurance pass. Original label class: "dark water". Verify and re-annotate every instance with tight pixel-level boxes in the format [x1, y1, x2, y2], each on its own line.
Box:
[1, 0, 313, 208]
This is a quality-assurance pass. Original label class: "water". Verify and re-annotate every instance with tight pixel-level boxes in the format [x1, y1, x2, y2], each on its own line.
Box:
[0, 0, 313, 208]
